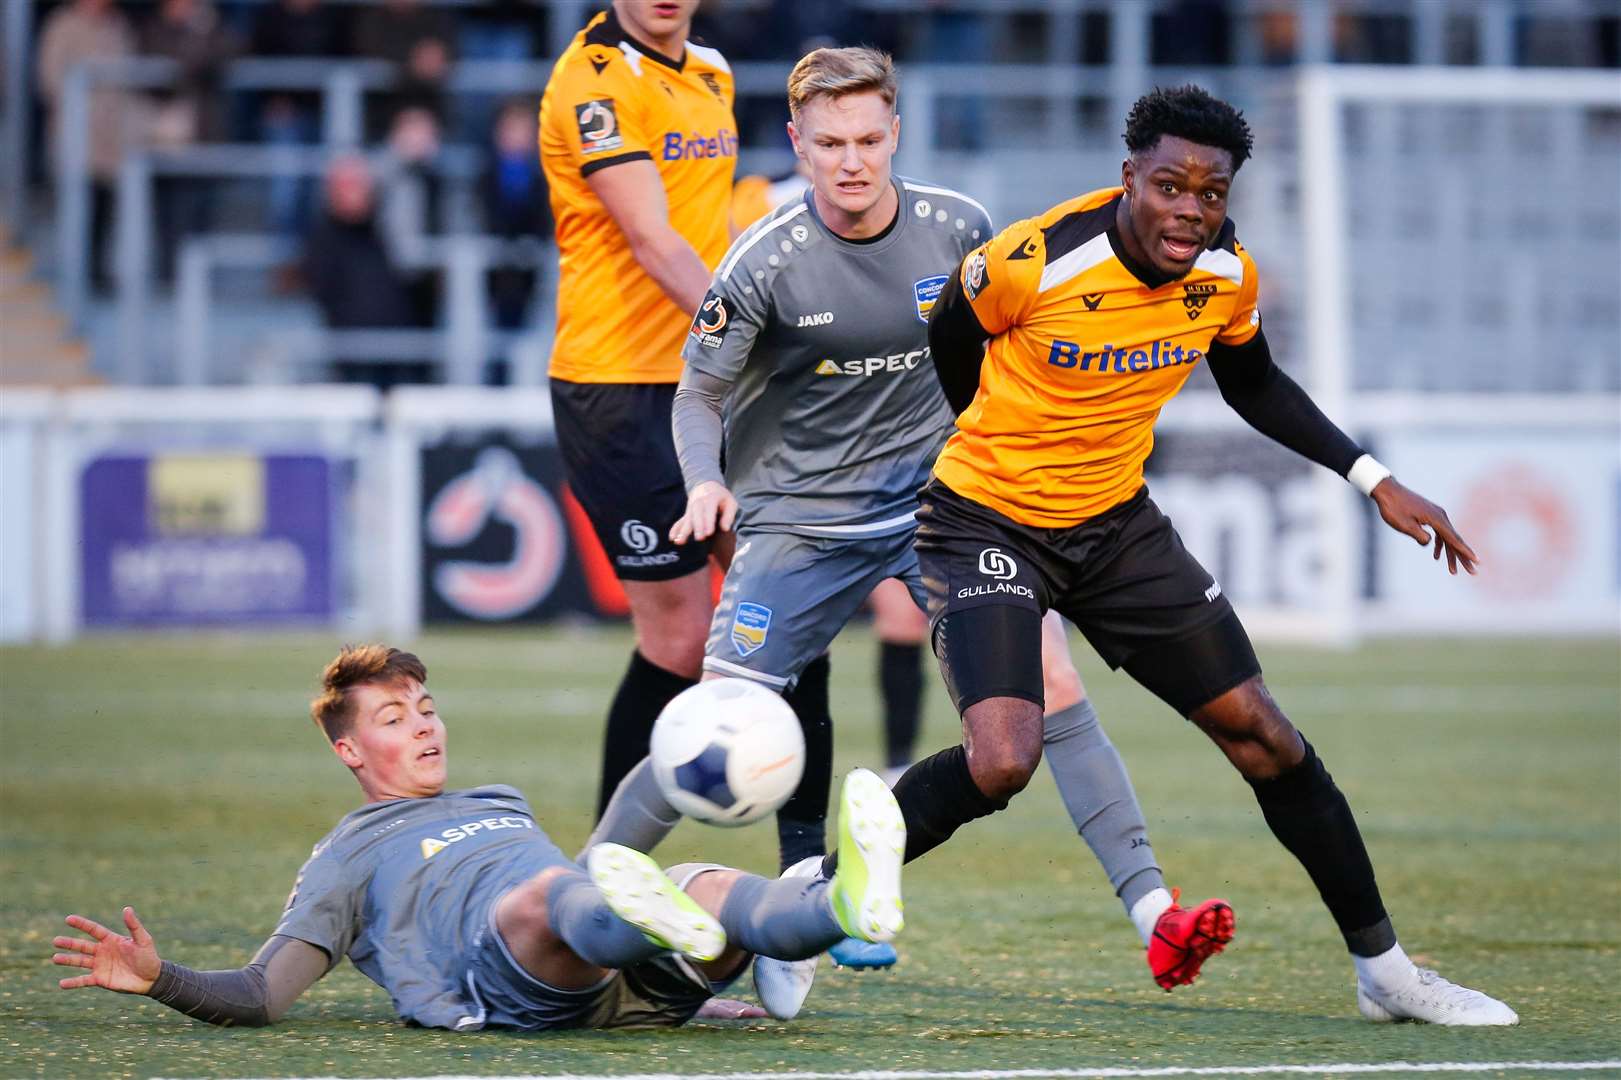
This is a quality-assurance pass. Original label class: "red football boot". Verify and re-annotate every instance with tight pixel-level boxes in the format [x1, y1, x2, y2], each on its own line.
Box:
[1147, 888, 1234, 990]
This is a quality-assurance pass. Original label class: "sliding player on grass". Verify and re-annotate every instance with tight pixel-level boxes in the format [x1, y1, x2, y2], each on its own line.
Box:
[50, 646, 905, 1032]
[878, 84, 1515, 1025]
[590, 48, 1232, 1019]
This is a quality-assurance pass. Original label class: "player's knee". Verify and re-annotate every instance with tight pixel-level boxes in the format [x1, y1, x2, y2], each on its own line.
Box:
[970, 740, 1041, 800]
[963, 697, 1044, 799]
[679, 866, 740, 916]
[500, 867, 571, 937]
[1191, 679, 1302, 779]
[628, 583, 711, 674]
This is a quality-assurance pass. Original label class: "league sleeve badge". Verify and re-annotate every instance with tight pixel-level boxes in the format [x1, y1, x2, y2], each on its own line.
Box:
[574, 99, 623, 155]
[963, 248, 990, 301]
[690, 292, 730, 349]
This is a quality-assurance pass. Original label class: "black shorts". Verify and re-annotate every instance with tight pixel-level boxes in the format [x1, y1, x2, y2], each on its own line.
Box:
[915, 480, 1260, 716]
[550, 379, 710, 582]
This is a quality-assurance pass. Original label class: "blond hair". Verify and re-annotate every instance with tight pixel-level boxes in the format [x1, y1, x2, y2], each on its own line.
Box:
[310, 644, 427, 742]
[787, 47, 897, 122]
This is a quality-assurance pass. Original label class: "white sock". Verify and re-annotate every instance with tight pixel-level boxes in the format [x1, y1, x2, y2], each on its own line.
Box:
[1353, 942, 1417, 994]
[1129, 887, 1174, 947]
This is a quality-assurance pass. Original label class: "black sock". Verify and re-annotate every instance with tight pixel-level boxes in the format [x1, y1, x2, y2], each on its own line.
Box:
[776, 654, 832, 871]
[595, 651, 695, 822]
[821, 744, 1006, 876]
[878, 642, 924, 768]
[1248, 737, 1396, 957]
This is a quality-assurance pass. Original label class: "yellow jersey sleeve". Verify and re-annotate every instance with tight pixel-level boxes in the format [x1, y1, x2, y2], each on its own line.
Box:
[548, 49, 656, 175]
[1214, 241, 1262, 346]
[960, 220, 1044, 336]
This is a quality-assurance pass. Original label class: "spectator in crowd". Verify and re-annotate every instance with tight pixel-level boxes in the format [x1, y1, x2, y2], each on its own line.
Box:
[352, 0, 456, 138]
[252, 0, 349, 280]
[477, 99, 550, 332]
[139, 0, 240, 281]
[36, 0, 139, 293]
[303, 155, 434, 388]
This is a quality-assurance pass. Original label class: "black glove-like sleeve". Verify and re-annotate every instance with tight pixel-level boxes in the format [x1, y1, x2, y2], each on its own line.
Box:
[925, 267, 992, 417]
[1205, 328, 1365, 477]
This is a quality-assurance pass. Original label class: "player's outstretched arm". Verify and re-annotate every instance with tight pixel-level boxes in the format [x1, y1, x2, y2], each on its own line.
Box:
[1369, 477, 1478, 576]
[53, 907, 328, 1026]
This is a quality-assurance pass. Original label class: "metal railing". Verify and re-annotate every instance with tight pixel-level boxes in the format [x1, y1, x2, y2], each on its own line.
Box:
[173, 231, 551, 386]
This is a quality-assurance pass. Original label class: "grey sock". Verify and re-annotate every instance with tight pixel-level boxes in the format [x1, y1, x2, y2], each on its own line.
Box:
[718, 872, 844, 961]
[546, 869, 664, 969]
[1043, 698, 1165, 913]
[578, 757, 680, 861]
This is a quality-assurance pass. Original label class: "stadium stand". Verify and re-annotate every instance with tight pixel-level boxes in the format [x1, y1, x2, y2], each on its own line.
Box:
[3, 0, 1615, 390]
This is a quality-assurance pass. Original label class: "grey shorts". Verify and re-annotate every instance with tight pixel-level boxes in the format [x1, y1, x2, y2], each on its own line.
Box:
[465, 865, 738, 1032]
[703, 527, 925, 690]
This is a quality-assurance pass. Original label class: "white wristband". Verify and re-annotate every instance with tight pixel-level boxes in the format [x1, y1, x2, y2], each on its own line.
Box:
[1347, 454, 1392, 497]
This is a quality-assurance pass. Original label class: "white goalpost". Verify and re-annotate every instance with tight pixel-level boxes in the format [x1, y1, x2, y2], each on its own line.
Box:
[1151, 65, 1620, 645]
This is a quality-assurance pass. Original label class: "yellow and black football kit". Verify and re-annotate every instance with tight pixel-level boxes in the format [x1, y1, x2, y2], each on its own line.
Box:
[539, 8, 736, 385]
[538, 9, 736, 580]
[916, 186, 1369, 717]
[933, 186, 1260, 528]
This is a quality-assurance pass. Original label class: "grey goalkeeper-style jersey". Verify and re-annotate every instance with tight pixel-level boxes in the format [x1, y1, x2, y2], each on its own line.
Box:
[274, 785, 574, 1031]
[681, 177, 992, 537]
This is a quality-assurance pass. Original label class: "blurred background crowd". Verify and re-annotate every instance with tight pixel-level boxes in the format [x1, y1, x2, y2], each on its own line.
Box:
[4, 0, 1617, 389]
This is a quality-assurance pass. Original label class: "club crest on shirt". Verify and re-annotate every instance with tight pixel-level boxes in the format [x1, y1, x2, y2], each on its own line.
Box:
[690, 293, 729, 349]
[963, 249, 989, 301]
[914, 275, 949, 324]
[731, 602, 771, 657]
[575, 99, 623, 155]
[1182, 282, 1217, 320]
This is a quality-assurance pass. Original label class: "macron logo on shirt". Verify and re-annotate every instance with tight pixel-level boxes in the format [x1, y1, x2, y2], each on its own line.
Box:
[420, 815, 534, 859]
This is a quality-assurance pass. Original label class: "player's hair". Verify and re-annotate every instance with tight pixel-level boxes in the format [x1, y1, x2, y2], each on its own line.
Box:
[787, 46, 897, 122]
[310, 644, 428, 743]
[1123, 85, 1253, 172]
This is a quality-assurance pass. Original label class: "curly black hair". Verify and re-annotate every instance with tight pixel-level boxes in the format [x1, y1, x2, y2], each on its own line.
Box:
[1123, 85, 1253, 171]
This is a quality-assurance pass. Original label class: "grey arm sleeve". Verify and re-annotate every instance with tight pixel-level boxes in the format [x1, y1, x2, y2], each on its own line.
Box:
[671, 366, 734, 492]
[145, 934, 328, 1027]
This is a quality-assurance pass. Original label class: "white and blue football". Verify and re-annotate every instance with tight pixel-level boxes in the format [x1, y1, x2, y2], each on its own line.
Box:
[650, 677, 806, 826]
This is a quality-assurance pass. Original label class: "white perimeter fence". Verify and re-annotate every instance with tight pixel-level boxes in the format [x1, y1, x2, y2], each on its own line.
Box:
[2, 386, 1615, 645]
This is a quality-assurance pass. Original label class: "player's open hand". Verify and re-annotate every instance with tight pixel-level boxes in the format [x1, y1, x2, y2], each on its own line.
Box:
[671, 481, 737, 545]
[1370, 477, 1478, 576]
[53, 907, 161, 994]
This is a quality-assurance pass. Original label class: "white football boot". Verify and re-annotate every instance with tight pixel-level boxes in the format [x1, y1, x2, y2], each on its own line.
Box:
[1357, 967, 1519, 1026]
[586, 843, 727, 963]
[751, 856, 822, 1020]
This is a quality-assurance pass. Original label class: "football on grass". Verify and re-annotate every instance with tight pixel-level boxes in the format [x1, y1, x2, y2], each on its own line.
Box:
[650, 678, 805, 826]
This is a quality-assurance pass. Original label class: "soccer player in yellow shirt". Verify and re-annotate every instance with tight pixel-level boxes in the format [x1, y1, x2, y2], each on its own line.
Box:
[885, 86, 1515, 1025]
[541, 1, 777, 827]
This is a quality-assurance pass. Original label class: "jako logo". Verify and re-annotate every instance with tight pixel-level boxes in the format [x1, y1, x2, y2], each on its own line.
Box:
[797, 312, 835, 327]
[1047, 339, 1204, 374]
[426, 447, 567, 620]
[662, 128, 739, 160]
[978, 547, 1017, 580]
[621, 520, 658, 555]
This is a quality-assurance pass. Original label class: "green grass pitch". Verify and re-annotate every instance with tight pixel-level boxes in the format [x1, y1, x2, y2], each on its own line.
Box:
[2, 627, 1617, 1078]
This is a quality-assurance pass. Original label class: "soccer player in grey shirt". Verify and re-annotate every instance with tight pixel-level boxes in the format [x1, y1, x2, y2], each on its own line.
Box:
[587, 48, 1230, 1020]
[49, 645, 905, 1032]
